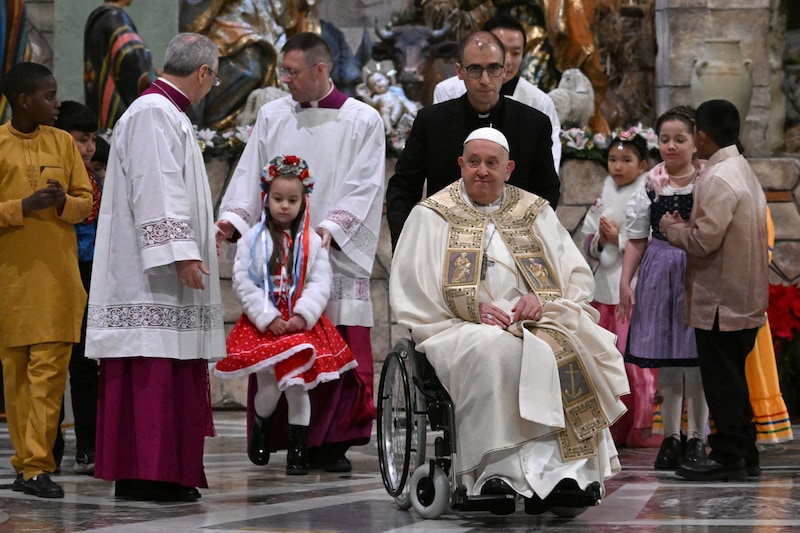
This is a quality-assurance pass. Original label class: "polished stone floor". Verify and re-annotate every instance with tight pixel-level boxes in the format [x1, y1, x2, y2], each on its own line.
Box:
[1, 412, 799, 532]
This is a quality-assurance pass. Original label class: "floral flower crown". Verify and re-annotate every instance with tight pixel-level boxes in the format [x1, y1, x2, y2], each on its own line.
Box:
[260, 155, 315, 194]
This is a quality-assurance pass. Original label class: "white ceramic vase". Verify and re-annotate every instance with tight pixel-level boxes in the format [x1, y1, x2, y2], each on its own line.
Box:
[691, 38, 753, 122]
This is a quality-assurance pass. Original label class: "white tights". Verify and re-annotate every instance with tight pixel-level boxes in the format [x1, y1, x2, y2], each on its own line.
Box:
[659, 366, 708, 439]
[253, 370, 311, 426]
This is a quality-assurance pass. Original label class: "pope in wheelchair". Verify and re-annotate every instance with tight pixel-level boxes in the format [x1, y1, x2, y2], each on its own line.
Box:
[388, 128, 630, 517]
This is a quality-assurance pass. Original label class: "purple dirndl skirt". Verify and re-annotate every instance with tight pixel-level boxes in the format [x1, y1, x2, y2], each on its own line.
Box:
[625, 238, 698, 368]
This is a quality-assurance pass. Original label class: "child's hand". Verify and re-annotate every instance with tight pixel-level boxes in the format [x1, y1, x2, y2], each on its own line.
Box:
[617, 285, 635, 323]
[268, 317, 288, 336]
[22, 184, 66, 215]
[286, 315, 307, 333]
[658, 211, 683, 235]
[598, 216, 620, 247]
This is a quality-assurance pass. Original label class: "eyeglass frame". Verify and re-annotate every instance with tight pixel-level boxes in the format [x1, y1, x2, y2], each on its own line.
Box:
[278, 63, 320, 79]
[206, 66, 222, 87]
[459, 62, 504, 79]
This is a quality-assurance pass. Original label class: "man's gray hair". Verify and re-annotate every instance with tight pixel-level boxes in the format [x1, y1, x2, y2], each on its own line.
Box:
[163, 33, 218, 77]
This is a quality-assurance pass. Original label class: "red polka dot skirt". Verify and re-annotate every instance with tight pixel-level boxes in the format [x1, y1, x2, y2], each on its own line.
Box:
[216, 303, 357, 390]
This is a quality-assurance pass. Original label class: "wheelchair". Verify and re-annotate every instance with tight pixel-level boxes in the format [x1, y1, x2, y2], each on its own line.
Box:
[376, 338, 603, 519]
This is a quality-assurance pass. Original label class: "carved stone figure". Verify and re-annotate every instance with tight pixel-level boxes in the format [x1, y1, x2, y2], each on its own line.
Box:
[548, 68, 594, 128]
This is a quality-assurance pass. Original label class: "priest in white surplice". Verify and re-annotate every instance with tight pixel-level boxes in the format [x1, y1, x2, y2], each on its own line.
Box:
[390, 128, 629, 512]
[86, 33, 225, 502]
[217, 32, 385, 472]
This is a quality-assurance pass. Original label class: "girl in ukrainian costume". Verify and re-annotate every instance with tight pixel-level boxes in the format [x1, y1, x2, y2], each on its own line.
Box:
[215, 155, 356, 475]
[618, 106, 709, 471]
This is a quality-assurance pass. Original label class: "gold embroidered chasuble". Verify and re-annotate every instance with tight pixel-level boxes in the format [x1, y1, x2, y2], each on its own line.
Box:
[418, 181, 629, 462]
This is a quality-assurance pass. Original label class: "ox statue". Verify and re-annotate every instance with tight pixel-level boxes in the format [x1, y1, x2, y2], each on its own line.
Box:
[370, 20, 457, 107]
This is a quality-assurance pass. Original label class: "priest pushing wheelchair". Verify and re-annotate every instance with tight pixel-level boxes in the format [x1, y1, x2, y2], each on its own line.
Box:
[383, 128, 630, 519]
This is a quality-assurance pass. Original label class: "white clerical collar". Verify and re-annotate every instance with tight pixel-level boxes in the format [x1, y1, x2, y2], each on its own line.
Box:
[460, 181, 504, 213]
[306, 81, 334, 108]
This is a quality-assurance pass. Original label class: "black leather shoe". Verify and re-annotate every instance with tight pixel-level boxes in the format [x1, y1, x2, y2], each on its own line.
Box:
[23, 474, 64, 498]
[745, 456, 761, 478]
[248, 414, 272, 466]
[523, 494, 550, 515]
[115, 479, 134, 498]
[682, 437, 707, 466]
[480, 478, 516, 497]
[323, 443, 353, 473]
[654, 436, 682, 470]
[11, 473, 24, 492]
[745, 449, 761, 478]
[127, 480, 201, 502]
[676, 458, 746, 481]
[325, 454, 352, 473]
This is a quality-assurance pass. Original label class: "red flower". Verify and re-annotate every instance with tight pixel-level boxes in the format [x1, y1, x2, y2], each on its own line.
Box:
[769, 283, 800, 343]
[284, 155, 300, 166]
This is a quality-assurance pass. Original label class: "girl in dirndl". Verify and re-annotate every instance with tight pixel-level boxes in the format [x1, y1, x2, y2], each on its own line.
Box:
[617, 106, 709, 472]
[215, 155, 356, 475]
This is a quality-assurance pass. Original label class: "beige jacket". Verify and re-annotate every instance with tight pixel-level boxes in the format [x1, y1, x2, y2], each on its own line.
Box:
[664, 145, 768, 331]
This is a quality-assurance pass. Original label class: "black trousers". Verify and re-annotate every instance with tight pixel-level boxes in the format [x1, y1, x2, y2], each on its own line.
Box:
[694, 313, 758, 465]
[54, 260, 99, 462]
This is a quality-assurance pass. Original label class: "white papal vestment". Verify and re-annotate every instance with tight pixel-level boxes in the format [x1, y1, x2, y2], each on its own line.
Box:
[390, 181, 629, 498]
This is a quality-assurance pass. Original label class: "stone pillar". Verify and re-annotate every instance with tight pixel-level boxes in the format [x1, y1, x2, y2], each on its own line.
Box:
[654, 0, 779, 157]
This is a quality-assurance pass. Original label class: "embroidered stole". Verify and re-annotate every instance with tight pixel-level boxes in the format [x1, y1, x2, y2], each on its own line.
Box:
[421, 181, 608, 460]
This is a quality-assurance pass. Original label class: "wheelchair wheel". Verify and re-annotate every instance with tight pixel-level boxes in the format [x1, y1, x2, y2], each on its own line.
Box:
[391, 340, 428, 509]
[409, 462, 450, 519]
[377, 350, 412, 498]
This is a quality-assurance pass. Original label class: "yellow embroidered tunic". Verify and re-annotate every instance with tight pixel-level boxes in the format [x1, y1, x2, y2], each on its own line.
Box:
[0, 122, 93, 347]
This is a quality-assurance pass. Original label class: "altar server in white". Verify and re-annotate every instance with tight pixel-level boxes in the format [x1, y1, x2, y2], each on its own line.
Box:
[217, 32, 385, 472]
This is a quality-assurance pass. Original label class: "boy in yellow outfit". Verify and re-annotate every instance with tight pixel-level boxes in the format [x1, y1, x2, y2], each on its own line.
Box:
[0, 62, 93, 498]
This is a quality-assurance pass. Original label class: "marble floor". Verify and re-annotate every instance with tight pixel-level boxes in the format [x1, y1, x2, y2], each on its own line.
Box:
[1, 412, 799, 532]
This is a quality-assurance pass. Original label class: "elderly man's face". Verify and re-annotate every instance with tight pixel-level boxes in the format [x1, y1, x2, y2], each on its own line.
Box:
[459, 139, 515, 205]
[456, 40, 505, 113]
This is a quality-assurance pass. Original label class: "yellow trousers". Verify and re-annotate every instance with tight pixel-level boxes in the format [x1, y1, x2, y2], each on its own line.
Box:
[0, 342, 71, 480]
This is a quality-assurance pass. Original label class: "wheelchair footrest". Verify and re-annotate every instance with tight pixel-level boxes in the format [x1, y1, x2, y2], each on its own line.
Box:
[453, 486, 516, 515]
